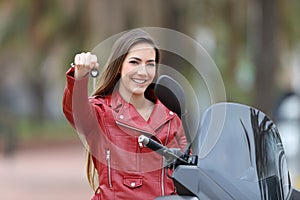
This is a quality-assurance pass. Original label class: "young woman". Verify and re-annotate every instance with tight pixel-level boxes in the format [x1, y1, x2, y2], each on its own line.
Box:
[62, 29, 186, 200]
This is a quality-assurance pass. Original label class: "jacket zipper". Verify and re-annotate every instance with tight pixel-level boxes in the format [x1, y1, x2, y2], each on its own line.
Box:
[117, 120, 166, 195]
[161, 164, 165, 196]
[106, 149, 113, 188]
[162, 121, 171, 196]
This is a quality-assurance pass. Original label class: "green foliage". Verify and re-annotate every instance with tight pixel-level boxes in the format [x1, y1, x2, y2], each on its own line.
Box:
[0, 0, 299, 142]
[16, 118, 75, 142]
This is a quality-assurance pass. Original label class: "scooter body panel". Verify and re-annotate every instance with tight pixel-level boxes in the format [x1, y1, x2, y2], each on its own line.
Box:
[189, 103, 292, 199]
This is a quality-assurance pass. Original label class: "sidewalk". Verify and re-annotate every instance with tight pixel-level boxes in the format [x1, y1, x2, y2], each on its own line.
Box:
[0, 140, 92, 200]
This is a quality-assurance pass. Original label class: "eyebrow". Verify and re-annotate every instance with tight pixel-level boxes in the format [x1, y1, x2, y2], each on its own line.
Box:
[129, 57, 155, 63]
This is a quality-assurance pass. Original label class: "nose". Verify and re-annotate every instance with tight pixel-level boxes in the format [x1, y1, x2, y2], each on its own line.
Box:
[136, 64, 148, 75]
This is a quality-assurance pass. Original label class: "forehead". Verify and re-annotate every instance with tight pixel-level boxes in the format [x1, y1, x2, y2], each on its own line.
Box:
[127, 43, 155, 57]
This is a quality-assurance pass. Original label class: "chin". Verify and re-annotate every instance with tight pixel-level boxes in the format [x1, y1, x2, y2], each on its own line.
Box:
[131, 87, 147, 95]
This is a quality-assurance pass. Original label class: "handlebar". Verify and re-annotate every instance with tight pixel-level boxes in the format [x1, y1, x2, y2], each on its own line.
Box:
[138, 135, 187, 164]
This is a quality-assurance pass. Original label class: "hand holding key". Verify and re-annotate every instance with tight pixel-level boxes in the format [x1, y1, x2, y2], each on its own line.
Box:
[73, 52, 99, 79]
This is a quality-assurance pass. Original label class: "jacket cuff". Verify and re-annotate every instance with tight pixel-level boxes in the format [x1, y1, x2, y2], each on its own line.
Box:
[66, 67, 89, 90]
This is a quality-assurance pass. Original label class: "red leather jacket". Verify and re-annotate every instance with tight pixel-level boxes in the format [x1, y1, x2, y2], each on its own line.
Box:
[62, 68, 186, 200]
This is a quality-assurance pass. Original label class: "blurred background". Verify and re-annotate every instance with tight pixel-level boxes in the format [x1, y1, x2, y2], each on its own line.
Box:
[1, 0, 300, 199]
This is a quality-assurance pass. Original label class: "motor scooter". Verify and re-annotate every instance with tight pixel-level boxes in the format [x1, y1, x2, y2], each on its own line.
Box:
[138, 75, 300, 200]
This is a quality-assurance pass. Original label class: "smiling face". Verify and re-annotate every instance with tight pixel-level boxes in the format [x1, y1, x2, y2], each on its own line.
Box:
[118, 42, 156, 101]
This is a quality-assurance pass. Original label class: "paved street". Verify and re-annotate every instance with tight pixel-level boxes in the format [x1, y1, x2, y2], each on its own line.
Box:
[0, 140, 92, 200]
[2, 139, 300, 200]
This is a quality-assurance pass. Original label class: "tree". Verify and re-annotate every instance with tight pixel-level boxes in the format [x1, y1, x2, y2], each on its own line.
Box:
[251, 0, 280, 116]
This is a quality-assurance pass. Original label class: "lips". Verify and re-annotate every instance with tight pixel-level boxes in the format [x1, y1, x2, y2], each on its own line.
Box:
[132, 78, 147, 84]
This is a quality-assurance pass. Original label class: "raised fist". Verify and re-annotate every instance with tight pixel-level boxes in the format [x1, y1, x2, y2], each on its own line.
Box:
[73, 52, 99, 79]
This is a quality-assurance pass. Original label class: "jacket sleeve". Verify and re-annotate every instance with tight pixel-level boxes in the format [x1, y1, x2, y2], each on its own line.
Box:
[174, 116, 187, 152]
[62, 67, 102, 141]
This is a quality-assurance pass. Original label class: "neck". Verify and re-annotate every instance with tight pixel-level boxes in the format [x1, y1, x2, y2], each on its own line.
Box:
[118, 90, 147, 109]
[118, 90, 154, 121]
[130, 95, 150, 109]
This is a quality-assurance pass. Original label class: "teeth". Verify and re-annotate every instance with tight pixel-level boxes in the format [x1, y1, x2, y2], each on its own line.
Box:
[133, 79, 146, 84]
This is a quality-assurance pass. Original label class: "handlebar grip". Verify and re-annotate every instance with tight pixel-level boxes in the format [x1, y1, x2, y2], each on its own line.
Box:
[138, 135, 167, 152]
[138, 135, 185, 162]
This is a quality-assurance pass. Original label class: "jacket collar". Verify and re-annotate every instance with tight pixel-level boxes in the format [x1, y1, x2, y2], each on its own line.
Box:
[109, 91, 176, 134]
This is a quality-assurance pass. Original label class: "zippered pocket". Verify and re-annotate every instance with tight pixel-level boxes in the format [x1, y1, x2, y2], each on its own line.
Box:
[106, 149, 113, 188]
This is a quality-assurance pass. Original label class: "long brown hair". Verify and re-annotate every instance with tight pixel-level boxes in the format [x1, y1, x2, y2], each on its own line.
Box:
[93, 29, 160, 96]
[87, 29, 160, 191]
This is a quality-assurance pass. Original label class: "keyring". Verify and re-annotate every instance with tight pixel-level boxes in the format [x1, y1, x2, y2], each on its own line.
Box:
[71, 62, 99, 78]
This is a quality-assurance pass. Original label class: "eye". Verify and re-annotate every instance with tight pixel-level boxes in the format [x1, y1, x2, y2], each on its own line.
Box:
[146, 63, 156, 67]
[129, 60, 139, 65]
